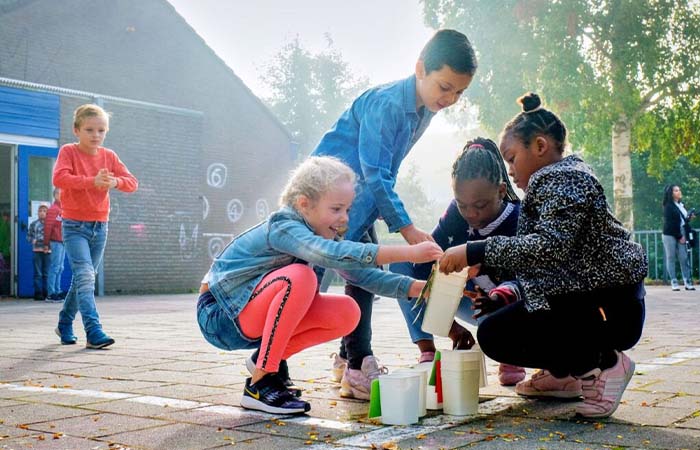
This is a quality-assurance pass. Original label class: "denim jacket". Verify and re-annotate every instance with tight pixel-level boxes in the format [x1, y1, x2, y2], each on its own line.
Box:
[311, 75, 435, 240]
[206, 206, 415, 321]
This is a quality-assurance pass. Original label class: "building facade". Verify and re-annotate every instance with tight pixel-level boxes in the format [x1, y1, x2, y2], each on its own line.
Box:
[0, 0, 295, 296]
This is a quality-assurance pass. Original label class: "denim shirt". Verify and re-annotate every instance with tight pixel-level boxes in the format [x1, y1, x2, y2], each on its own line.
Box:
[311, 75, 435, 240]
[206, 206, 415, 321]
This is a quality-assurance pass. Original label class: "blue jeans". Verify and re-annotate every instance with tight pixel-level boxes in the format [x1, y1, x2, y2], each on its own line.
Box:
[58, 220, 108, 335]
[392, 261, 478, 343]
[197, 291, 260, 351]
[662, 234, 691, 285]
[32, 251, 50, 297]
[47, 241, 65, 296]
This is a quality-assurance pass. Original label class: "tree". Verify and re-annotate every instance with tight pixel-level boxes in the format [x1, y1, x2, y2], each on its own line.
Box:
[421, 0, 700, 229]
[261, 35, 368, 159]
[376, 162, 441, 243]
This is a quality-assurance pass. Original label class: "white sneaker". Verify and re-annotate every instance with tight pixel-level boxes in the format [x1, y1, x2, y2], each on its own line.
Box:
[339, 355, 387, 400]
[330, 352, 347, 383]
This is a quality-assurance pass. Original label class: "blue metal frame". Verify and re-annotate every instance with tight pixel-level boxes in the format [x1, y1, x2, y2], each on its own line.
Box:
[17, 145, 58, 297]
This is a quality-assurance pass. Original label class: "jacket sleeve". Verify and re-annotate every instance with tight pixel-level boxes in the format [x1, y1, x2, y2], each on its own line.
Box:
[268, 218, 380, 270]
[357, 99, 411, 232]
[336, 266, 414, 299]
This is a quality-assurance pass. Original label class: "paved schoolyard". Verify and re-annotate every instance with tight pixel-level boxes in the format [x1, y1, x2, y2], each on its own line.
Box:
[0, 286, 699, 449]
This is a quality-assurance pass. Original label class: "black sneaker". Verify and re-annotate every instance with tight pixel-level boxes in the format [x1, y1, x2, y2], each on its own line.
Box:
[240, 374, 310, 414]
[246, 349, 303, 397]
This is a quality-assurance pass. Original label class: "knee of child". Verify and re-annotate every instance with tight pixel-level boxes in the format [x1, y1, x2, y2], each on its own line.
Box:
[287, 263, 318, 289]
[72, 267, 96, 288]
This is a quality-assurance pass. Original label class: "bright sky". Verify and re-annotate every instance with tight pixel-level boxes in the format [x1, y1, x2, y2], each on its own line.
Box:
[166, 0, 470, 203]
[167, 0, 434, 98]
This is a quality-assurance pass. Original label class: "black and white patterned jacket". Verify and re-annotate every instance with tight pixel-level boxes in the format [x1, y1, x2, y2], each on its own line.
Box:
[483, 155, 648, 311]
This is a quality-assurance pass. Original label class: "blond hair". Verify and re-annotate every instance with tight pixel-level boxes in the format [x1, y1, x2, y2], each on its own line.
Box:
[280, 156, 356, 208]
[73, 104, 110, 129]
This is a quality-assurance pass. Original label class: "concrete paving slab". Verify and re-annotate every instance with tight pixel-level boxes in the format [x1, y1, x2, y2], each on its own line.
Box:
[27, 412, 169, 438]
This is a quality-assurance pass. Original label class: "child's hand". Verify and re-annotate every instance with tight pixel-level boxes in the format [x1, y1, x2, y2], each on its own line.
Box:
[472, 286, 505, 319]
[400, 224, 434, 245]
[448, 321, 475, 350]
[94, 169, 114, 189]
[408, 280, 426, 298]
[439, 244, 467, 274]
[408, 241, 444, 263]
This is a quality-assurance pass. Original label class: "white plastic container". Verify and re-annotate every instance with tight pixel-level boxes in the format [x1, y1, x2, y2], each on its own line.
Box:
[396, 366, 430, 417]
[440, 349, 483, 415]
[378, 373, 421, 425]
[421, 268, 469, 336]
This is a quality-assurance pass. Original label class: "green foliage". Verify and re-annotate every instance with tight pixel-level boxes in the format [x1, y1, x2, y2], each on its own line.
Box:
[419, 0, 700, 178]
[260, 35, 368, 159]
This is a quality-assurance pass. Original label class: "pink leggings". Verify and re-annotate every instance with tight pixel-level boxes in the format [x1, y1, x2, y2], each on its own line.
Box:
[238, 264, 360, 372]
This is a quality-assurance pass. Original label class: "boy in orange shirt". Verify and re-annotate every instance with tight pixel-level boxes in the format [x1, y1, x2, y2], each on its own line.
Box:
[53, 104, 138, 348]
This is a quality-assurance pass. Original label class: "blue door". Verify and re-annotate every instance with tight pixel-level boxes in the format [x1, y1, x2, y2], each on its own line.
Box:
[17, 145, 62, 297]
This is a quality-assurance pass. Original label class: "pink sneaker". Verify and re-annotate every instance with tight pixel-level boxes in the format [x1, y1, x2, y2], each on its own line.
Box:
[330, 353, 347, 383]
[339, 355, 387, 400]
[515, 369, 582, 398]
[498, 363, 526, 386]
[576, 351, 635, 418]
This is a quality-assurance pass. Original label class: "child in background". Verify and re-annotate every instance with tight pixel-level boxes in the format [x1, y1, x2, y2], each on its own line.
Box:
[53, 104, 138, 348]
[311, 29, 477, 399]
[44, 188, 65, 302]
[28, 204, 50, 301]
[391, 137, 526, 385]
[198, 156, 443, 414]
[439, 93, 647, 418]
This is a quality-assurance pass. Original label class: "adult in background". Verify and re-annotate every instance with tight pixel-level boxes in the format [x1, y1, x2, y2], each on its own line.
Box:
[662, 184, 696, 291]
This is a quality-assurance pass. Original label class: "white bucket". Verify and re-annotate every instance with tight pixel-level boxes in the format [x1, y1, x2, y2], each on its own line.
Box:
[441, 365, 480, 415]
[421, 269, 469, 337]
[396, 366, 429, 417]
[378, 373, 421, 425]
[440, 349, 483, 415]
[441, 348, 488, 387]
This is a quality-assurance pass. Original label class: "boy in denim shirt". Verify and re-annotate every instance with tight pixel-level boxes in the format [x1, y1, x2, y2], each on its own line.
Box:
[311, 29, 478, 399]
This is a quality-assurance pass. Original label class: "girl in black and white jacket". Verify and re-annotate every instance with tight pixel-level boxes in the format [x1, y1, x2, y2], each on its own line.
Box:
[439, 93, 647, 419]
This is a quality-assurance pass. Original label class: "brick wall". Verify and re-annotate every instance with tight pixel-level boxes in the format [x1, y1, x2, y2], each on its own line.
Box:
[1, 0, 294, 294]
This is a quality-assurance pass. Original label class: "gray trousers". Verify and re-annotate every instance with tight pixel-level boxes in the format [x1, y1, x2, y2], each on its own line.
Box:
[662, 234, 691, 285]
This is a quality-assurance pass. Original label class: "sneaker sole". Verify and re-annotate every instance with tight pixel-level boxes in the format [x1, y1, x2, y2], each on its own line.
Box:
[54, 327, 77, 345]
[577, 359, 636, 419]
[86, 339, 115, 349]
[240, 395, 308, 414]
[516, 388, 582, 399]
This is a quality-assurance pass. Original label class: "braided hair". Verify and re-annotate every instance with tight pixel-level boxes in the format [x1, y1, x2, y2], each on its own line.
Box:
[452, 136, 519, 202]
[502, 92, 568, 154]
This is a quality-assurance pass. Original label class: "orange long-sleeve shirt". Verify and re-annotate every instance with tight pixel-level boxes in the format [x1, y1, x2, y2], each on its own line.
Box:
[52, 143, 138, 222]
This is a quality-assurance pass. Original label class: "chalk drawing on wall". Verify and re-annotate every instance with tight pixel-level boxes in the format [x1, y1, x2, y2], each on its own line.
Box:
[227, 199, 244, 223]
[206, 163, 228, 188]
[203, 232, 234, 259]
[202, 195, 209, 220]
[256, 199, 269, 220]
[178, 222, 199, 260]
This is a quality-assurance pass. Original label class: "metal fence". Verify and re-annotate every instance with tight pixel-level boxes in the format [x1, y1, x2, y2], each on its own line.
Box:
[633, 229, 699, 281]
